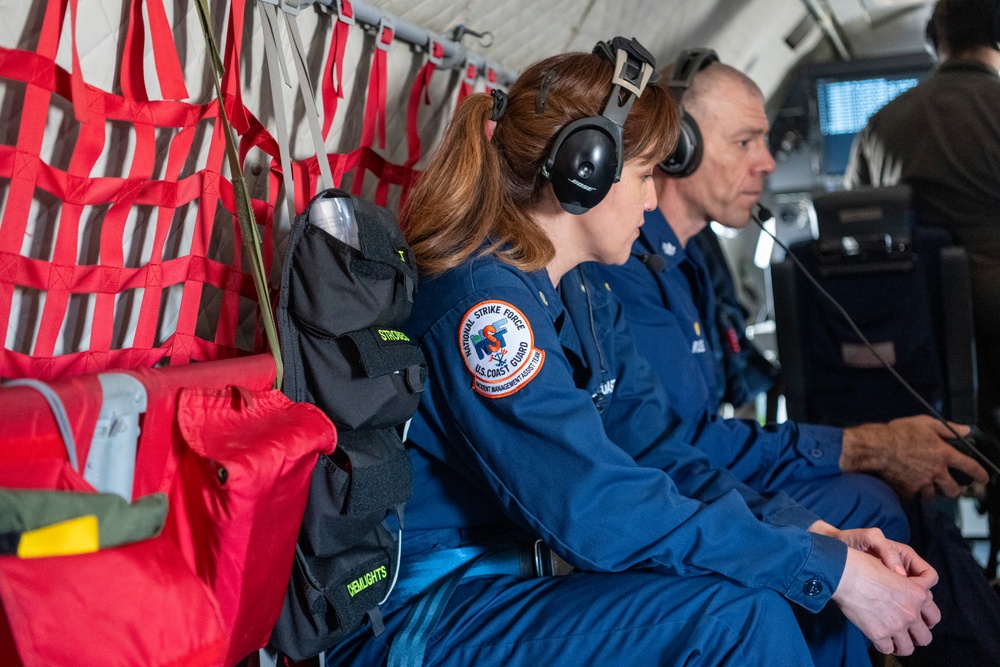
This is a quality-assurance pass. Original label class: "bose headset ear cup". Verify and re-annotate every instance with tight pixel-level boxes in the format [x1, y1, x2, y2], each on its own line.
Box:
[547, 121, 619, 215]
[660, 48, 718, 179]
[542, 37, 656, 214]
[659, 110, 703, 177]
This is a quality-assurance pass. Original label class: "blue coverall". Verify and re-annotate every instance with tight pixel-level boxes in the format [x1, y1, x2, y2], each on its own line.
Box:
[329, 251, 868, 667]
[586, 208, 909, 542]
[589, 207, 1000, 666]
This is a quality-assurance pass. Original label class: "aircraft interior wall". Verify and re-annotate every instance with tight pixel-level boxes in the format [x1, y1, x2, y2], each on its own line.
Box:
[5, 0, 999, 660]
[0, 0, 839, 372]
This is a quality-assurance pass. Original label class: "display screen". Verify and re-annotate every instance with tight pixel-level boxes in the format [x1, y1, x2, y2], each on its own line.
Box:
[815, 74, 922, 176]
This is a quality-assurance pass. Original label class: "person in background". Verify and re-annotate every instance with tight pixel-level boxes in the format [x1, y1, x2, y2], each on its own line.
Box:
[589, 50, 999, 666]
[328, 38, 939, 667]
[846, 0, 1000, 440]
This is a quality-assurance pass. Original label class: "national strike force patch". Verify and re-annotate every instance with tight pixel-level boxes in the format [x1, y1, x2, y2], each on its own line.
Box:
[459, 300, 544, 398]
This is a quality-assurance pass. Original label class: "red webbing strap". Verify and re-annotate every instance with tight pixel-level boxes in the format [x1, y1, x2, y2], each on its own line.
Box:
[457, 59, 479, 105]
[371, 152, 392, 208]
[0, 0, 282, 380]
[485, 66, 498, 94]
[145, 0, 191, 100]
[5, 0, 104, 361]
[130, 123, 198, 351]
[195, 0, 283, 387]
[87, 119, 158, 355]
[321, 0, 353, 141]
[405, 40, 442, 170]
[65, 0, 92, 126]
[220, 0, 252, 135]
[121, 0, 190, 101]
[350, 18, 392, 198]
[397, 40, 442, 212]
[0, 0, 71, 345]
[2, 1, 216, 363]
[266, 158, 304, 225]
[225, 0, 280, 168]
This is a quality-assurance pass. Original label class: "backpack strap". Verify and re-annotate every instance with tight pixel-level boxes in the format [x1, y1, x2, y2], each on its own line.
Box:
[194, 0, 283, 388]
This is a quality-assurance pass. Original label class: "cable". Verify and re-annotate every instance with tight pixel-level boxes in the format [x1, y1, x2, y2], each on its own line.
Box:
[753, 203, 1000, 478]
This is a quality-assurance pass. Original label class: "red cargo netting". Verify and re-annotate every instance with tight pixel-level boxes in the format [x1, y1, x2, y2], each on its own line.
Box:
[0, 0, 460, 381]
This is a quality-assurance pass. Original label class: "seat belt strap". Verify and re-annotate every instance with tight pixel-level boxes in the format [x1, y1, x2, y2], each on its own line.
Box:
[387, 551, 490, 667]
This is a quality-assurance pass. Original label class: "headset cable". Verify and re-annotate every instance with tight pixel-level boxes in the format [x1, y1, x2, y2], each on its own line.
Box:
[752, 203, 1000, 479]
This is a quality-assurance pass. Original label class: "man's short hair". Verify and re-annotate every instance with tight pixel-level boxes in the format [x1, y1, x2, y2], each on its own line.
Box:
[933, 0, 1000, 55]
[677, 63, 762, 120]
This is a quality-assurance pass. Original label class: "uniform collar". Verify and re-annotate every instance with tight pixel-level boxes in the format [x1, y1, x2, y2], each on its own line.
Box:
[937, 59, 1000, 78]
[524, 267, 568, 326]
[555, 267, 600, 369]
[636, 207, 688, 272]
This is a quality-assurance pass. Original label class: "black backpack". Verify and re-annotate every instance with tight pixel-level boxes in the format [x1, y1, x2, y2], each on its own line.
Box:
[269, 189, 425, 661]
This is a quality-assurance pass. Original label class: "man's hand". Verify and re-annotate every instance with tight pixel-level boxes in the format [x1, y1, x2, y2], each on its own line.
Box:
[831, 545, 940, 656]
[840, 415, 987, 497]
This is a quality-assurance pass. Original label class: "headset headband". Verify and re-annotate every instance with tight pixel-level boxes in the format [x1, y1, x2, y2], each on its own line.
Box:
[595, 36, 656, 127]
[667, 48, 720, 99]
[658, 47, 719, 178]
[541, 37, 657, 213]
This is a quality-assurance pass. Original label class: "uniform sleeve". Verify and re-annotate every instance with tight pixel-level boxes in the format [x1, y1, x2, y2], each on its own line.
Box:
[596, 283, 821, 531]
[418, 276, 846, 612]
[590, 260, 846, 494]
[681, 416, 845, 492]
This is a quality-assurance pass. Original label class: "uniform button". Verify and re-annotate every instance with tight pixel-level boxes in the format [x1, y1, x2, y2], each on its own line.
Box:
[811, 448, 823, 459]
[803, 579, 823, 596]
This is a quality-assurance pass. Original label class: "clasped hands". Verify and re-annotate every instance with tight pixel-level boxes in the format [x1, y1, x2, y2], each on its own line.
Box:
[811, 521, 940, 656]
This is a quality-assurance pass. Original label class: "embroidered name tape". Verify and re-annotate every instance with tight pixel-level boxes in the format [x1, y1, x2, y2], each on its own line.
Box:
[459, 300, 544, 398]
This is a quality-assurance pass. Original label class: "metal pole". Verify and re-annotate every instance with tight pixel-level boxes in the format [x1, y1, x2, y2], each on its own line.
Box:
[292, 0, 519, 85]
[800, 0, 852, 61]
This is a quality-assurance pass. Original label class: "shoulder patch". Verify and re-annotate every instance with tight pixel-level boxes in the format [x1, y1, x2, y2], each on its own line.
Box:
[459, 300, 545, 398]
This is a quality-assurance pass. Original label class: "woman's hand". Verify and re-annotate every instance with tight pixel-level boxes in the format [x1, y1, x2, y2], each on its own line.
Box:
[831, 547, 939, 655]
[810, 521, 940, 655]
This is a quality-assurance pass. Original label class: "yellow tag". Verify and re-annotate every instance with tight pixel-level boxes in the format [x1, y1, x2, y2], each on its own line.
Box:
[18, 515, 99, 558]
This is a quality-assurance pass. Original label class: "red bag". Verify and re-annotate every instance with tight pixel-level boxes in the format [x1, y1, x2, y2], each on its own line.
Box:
[0, 539, 228, 667]
[0, 355, 336, 666]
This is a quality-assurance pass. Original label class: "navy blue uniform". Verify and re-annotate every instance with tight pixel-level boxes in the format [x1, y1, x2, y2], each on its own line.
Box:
[329, 252, 871, 666]
[689, 224, 779, 408]
[590, 208, 1000, 666]
[588, 209, 908, 542]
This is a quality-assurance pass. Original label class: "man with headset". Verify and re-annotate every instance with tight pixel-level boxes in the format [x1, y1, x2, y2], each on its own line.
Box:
[586, 48, 1000, 665]
[846, 0, 1000, 443]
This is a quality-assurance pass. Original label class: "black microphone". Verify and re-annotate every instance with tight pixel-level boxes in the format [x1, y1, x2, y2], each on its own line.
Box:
[632, 252, 666, 273]
[752, 203, 774, 225]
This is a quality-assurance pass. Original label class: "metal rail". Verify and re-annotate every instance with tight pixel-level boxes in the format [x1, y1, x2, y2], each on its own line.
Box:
[262, 0, 519, 85]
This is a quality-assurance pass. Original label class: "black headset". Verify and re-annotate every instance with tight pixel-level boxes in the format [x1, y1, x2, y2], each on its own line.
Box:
[541, 36, 656, 215]
[659, 48, 719, 179]
[925, 12, 939, 54]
